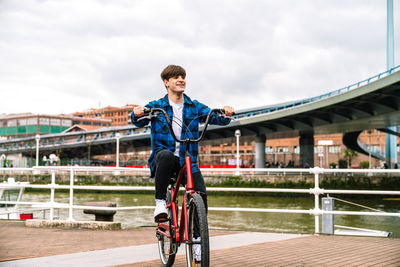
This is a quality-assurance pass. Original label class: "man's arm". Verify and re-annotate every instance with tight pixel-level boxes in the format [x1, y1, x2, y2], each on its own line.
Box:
[130, 104, 152, 128]
[195, 101, 233, 125]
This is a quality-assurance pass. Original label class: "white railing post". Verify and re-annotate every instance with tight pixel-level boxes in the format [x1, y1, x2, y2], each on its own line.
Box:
[314, 172, 320, 233]
[310, 167, 324, 234]
[49, 170, 55, 220]
[67, 168, 74, 221]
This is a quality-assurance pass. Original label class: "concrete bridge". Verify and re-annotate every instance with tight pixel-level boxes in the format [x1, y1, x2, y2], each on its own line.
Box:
[1, 66, 400, 167]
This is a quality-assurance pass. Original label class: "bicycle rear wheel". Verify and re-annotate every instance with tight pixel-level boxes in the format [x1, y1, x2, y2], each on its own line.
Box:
[157, 190, 176, 267]
[185, 193, 210, 267]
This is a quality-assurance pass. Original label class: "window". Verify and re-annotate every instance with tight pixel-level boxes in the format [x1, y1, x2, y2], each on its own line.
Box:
[7, 120, 17, 127]
[328, 146, 341, 153]
[314, 146, 323, 153]
[50, 118, 60, 126]
[294, 146, 300, 154]
[27, 118, 37, 125]
[62, 120, 72, 127]
[277, 147, 288, 153]
[39, 118, 49, 125]
[265, 146, 273, 153]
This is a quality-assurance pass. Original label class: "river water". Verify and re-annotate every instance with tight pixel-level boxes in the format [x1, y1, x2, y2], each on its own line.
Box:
[22, 192, 400, 237]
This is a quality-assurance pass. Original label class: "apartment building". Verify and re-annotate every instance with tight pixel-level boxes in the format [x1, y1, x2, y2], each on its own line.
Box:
[74, 104, 136, 127]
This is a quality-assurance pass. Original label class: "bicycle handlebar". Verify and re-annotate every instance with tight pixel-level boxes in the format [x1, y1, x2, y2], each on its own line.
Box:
[138, 107, 228, 144]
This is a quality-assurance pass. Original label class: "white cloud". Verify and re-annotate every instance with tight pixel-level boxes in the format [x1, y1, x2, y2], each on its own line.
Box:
[0, 0, 398, 114]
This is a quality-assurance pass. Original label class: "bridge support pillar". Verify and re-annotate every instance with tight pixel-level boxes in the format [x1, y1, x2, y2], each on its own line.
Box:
[385, 126, 398, 168]
[300, 132, 314, 168]
[255, 135, 266, 168]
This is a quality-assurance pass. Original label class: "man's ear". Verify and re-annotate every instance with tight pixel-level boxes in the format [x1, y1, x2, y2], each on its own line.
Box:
[163, 79, 169, 88]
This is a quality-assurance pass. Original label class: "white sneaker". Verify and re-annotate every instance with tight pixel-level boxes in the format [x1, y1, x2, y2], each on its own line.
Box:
[154, 199, 168, 222]
[193, 237, 201, 262]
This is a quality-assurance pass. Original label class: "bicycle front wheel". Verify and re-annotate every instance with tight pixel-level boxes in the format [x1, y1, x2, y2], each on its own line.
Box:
[157, 190, 176, 267]
[185, 193, 210, 267]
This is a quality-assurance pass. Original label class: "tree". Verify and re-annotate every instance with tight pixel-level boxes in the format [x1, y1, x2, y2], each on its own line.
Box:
[343, 148, 358, 168]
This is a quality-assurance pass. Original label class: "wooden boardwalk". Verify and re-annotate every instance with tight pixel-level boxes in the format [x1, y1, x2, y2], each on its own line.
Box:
[1, 221, 399, 266]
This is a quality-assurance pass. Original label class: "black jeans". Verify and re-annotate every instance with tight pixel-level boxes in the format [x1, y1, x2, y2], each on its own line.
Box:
[154, 149, 208, 211]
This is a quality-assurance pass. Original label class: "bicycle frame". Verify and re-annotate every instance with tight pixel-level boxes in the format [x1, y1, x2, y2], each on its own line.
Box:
[157, 151, 194, 244]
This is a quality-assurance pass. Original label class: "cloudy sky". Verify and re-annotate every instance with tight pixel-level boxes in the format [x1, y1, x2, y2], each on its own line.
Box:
[1, 0, 399, 115]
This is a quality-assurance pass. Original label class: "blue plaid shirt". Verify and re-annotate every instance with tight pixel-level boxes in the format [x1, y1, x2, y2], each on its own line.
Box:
[131, 94, 231, 177]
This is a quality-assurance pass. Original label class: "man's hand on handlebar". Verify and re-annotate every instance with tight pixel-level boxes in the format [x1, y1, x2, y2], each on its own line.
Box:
[133, 105, 146, 117]
[223, 106, 234, 116]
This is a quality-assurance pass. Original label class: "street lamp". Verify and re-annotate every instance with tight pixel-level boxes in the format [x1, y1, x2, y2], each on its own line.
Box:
[35, 134, 40, 167]
[0, 154, 6, 168]
[115, 132, 121, 167]
[235, 129, 241, 175]
[367, 129, 372, 169]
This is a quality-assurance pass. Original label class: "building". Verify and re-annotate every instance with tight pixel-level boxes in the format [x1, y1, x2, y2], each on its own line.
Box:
[73, 104, 136, 127]
[200, 130, 397, 169]
[0, 113, 112, 139]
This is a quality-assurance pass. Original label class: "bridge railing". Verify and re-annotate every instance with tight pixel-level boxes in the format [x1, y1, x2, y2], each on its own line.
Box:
[233, 65, 400, 119]
[0, 166, 399, 234]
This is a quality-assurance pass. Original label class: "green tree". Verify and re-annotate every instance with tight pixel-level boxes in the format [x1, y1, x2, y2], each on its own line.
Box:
[343, 148, 358, 168]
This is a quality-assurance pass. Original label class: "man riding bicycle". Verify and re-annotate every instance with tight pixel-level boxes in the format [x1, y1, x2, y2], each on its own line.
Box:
[131, 64, 234, 222]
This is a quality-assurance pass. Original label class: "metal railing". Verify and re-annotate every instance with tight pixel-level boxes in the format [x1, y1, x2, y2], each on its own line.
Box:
[233, 65, 400, 119]
[1, 166, 400, 234]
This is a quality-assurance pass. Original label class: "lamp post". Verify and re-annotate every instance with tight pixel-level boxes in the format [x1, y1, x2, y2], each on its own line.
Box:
[115, 132, 121, 167]
[35, 134, 40, 167]
[367, 129, 372, 168]
[0, 154, 5, 168]
[235, 129, 241, 175]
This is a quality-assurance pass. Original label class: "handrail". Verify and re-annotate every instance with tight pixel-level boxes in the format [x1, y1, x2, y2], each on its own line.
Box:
[232, 65, 400, 119]
[0, 166, 399, 234]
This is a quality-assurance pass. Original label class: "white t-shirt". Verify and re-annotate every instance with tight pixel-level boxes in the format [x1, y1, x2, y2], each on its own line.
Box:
[170, 101, 184, 156]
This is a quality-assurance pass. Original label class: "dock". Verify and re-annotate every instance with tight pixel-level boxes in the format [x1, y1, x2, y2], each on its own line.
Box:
[1, 221, 399, 266]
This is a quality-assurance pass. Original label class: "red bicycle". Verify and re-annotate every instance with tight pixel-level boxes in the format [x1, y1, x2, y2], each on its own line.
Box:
[141, 108, 228, 267]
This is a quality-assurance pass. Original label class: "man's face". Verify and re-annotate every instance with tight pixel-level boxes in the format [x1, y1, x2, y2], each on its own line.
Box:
[164, 75, 186, 93]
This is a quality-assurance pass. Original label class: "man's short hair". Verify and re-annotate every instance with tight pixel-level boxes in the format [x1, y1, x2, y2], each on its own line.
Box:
[161, 65, 186, 81]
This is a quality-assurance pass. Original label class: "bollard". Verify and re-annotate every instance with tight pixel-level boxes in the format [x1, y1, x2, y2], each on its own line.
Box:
[322, 197, 334, 234]
[83, 202, 117, 222]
